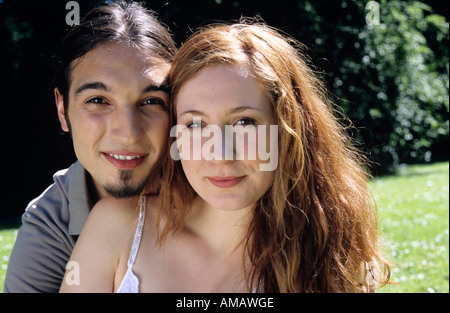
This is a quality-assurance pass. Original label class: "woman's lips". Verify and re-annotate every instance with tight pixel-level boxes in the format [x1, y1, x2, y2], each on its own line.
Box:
[206, 176, 245, 188]
[102, 152, 147, 170]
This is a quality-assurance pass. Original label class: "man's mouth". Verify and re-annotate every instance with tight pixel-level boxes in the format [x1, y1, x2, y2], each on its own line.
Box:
[108, 154, 143, 161]
[102, 152, 147, 169]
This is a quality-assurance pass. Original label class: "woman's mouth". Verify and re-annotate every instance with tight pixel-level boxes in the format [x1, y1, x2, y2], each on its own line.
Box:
[206, 176, 245, 188]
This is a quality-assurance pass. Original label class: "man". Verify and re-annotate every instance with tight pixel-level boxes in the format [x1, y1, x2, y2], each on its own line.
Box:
[4, 1, 176, 293]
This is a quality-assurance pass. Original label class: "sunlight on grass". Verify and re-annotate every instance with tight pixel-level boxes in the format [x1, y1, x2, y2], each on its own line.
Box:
[0, 227, 18, 293]
[0, 162, 448, 293]
[371, 162, 449, 293]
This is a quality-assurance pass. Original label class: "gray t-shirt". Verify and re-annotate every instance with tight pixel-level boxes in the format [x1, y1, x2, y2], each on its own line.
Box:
[4, 161, 92, 293]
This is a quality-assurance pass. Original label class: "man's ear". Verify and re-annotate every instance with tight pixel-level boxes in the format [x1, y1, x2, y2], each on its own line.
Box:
[54, 88, 70, 132]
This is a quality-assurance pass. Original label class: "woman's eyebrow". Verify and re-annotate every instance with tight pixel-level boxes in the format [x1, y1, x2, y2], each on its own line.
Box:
[178, 110, 207, 118]
[229, 106, 261, 114]
[178, 106, 261, 118]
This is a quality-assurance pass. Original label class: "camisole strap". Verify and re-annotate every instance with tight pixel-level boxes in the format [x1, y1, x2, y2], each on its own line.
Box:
[127, 196, 146, 267]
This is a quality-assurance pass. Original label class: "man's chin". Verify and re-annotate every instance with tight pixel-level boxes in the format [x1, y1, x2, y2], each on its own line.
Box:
[103, 181, 147, 199]
[102, 169, 148, 198]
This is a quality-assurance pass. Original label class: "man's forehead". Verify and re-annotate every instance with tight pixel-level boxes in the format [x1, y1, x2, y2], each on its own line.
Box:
[69, 42, 170, 88]
[142, 62, 170, 86]
[80, 41, 161, 60]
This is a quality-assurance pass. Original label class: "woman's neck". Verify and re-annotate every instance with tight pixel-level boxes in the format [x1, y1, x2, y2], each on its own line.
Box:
[184, 197, 254, 256]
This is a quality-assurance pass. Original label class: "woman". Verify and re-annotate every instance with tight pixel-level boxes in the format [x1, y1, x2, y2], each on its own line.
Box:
[60, 21, 390, 293]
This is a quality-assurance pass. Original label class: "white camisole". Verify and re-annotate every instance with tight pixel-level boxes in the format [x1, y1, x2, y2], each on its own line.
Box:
[115, 196, 146, 293]
[114, 196, 260, 293]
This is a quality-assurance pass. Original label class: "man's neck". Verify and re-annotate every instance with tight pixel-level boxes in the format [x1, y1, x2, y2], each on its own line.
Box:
[85, 173, 106, 206]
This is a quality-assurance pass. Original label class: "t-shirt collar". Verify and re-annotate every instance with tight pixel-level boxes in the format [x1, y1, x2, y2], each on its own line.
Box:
[67, 161, 93, 235]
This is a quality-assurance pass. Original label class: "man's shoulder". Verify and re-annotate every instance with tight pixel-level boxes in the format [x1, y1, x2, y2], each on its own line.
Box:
[52, 161, 85, 191]
[4, 162, 87, 293]
[22, 161, 85, 224]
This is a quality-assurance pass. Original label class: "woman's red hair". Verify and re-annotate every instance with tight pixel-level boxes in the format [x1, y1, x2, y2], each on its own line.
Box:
[158, 20, 391, 292]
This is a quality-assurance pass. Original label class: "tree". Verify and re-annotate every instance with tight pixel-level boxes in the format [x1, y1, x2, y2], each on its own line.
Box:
[349, 0, 449, 172]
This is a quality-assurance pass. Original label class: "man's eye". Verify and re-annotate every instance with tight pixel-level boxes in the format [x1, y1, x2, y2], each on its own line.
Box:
[142, 98, 165, 106]
[87, 97, 107, 105]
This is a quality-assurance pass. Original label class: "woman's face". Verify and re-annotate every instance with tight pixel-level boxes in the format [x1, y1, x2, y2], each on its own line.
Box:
[174, 64, 277, 212]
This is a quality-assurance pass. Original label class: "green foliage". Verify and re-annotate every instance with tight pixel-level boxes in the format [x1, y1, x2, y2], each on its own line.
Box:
[0, 0, 448, 202]
[359, 1, 449, 170]
[294, 0, 449, 173]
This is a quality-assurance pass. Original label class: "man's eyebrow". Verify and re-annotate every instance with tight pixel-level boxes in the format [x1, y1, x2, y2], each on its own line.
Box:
[74, 82, 111, 97]
[143, 84, 169, 94]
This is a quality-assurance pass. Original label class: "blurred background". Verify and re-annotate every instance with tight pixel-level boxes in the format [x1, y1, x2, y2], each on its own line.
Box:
[0, 0, 448, 293]
[0, 0, 448, 220]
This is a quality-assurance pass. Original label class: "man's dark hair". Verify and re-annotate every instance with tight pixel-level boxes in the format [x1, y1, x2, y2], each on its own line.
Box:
[53, 0, 176, 123]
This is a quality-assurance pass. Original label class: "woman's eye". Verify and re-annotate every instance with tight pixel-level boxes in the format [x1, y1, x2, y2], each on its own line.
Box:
[186, 121, 204, 128]
[235, 118, 256, 126]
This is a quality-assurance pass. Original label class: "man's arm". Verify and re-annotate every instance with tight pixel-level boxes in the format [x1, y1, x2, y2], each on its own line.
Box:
[4, 192, 75, 293]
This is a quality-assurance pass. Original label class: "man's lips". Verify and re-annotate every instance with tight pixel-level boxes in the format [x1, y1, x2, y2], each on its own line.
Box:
[206, 176, 245, 188]
[102, 152, 147, 170]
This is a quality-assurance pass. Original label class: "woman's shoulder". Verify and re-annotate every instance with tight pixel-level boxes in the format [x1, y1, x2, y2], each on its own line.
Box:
[88, 195, 159, 231]
[91, 196, 141, 218]
[60, 196, 143, 292]
[84, 196, 142, 239]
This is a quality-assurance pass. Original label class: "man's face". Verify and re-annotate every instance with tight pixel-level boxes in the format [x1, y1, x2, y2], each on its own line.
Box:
[55, 42, 170, 199]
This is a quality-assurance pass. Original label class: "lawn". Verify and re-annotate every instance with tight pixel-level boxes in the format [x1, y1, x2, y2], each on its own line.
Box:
[0, 162, 448, 293]
[0, 222, 19, 293]
[371, 162, 449, 293]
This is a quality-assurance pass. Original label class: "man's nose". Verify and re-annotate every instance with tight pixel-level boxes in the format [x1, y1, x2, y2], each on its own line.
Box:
[110, 107, 144, 145]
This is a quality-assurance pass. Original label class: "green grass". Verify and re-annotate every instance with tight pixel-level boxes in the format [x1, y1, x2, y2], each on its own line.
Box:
[0, 222, 19, 293]
[371, 162, 449, 293]
[0, 162, 448, 293]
